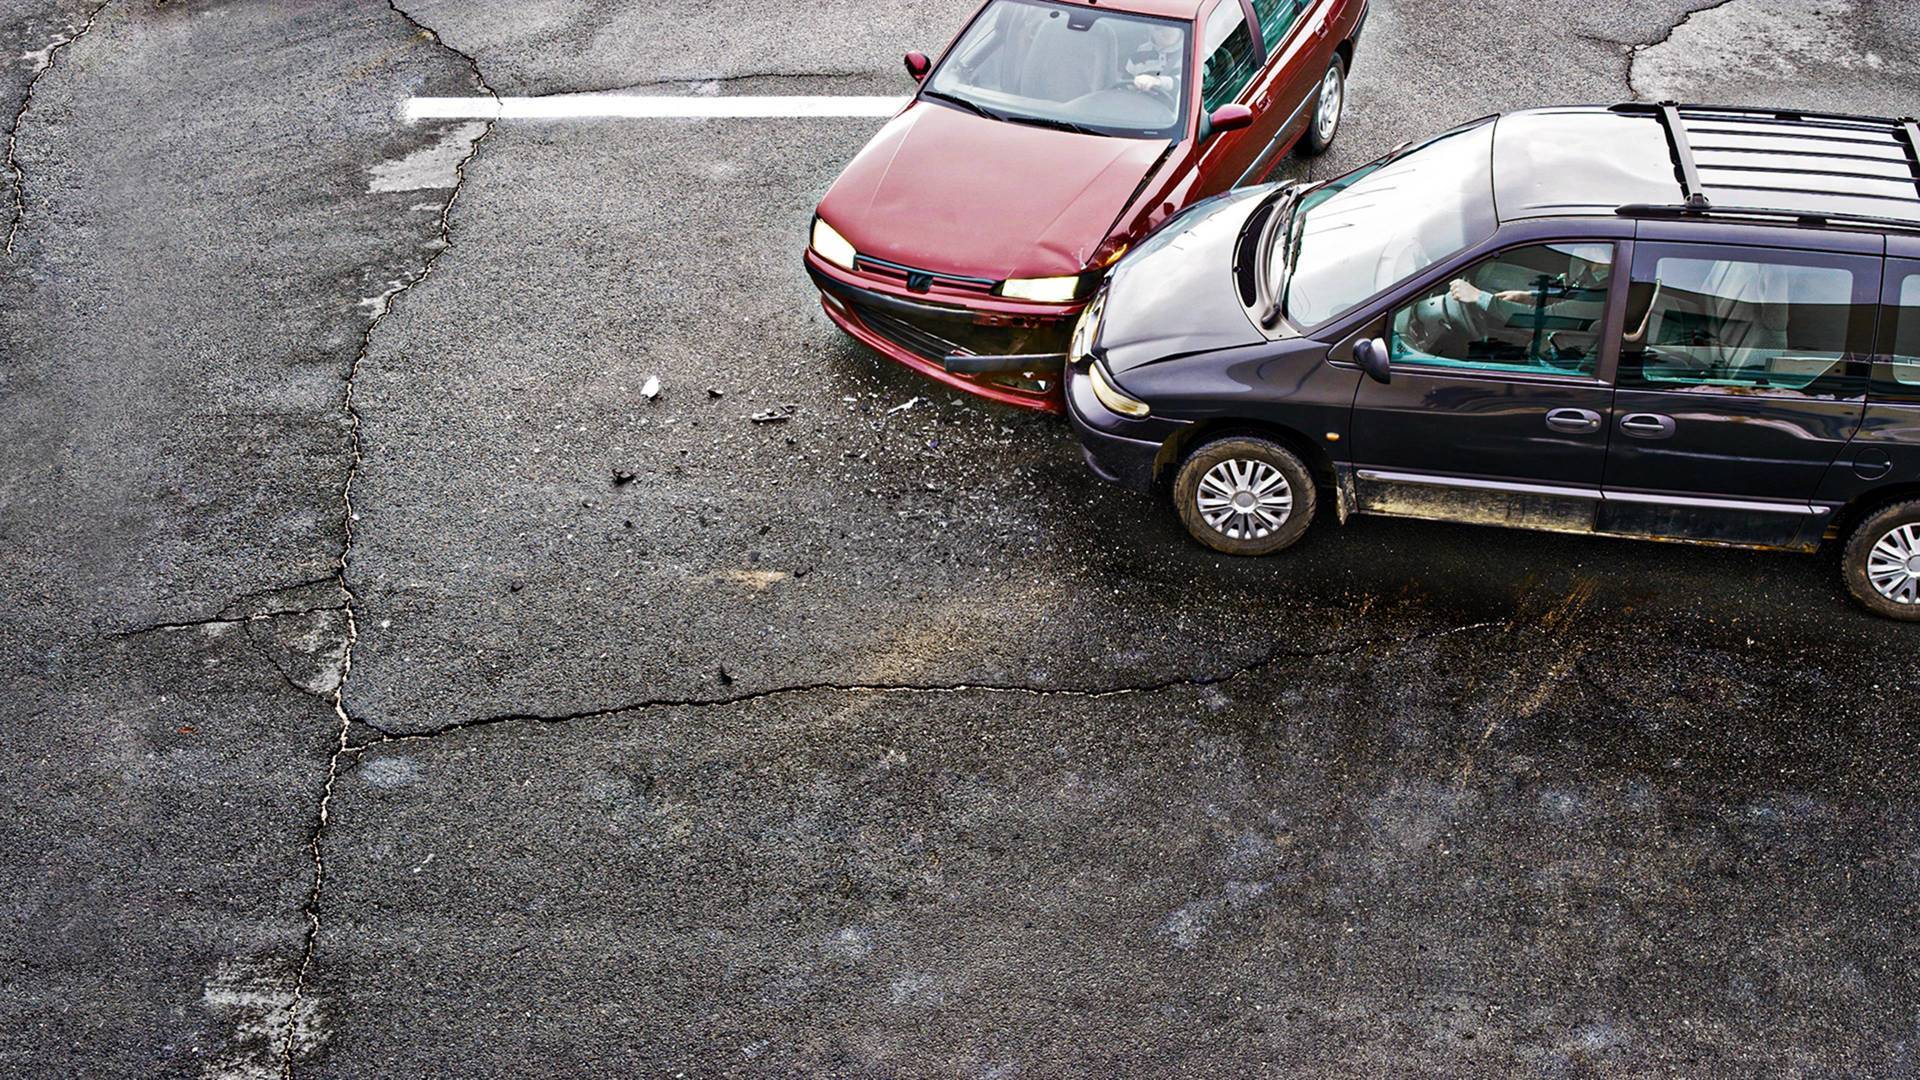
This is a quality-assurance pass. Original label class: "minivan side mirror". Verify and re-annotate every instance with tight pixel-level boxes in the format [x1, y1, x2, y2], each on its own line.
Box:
[1354, 337, 1392, 384]
[1201, 103, 1254, 141]
[904, 51, 931, 82]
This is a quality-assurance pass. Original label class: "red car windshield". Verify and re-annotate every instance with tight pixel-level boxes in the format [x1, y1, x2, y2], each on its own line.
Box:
[923, 0, 1192, 140]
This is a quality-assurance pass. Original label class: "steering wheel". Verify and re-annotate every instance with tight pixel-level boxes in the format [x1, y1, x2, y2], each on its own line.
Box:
[1400, 286, 1488, 356]
[1441, 288, 1492, 342]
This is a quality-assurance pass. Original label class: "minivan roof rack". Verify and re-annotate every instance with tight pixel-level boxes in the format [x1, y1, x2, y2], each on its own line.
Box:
[1608, 101, 1920, 230]
[1615, 202, 1920, 235]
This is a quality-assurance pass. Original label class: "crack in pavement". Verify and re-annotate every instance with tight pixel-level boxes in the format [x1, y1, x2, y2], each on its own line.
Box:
[278, 4, 500, 1077]
[4, 0, 111, 256]
[106, 604, 348, 639]
[1627, 0, 1744, 99]
[342, 620, 1504, 753]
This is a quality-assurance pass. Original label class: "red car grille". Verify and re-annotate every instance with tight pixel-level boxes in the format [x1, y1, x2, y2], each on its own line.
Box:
[843, 296, 1072, 362]
[853, 255, 997, 297]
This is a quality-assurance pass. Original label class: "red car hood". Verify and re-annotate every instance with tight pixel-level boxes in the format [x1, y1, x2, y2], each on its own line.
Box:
[818, 101, 1169, 281]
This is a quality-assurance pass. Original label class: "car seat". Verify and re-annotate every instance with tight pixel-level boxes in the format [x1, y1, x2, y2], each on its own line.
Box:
[1018, 17, 1118, 103]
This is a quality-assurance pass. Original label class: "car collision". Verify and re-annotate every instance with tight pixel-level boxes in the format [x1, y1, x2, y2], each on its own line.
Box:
[1065, 103, 1920, 620]
[805, 0, 1367, 412]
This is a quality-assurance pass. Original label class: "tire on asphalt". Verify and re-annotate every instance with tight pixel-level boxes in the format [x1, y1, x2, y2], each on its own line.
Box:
[1842, 498, 1920, 621]
[1173, 435, 1318, 557]
[1298, 54, 1346, 157]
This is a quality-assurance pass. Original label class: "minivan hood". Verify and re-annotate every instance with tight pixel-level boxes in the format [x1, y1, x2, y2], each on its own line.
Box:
[817, 100, 1169, 280]
[1098, 185, 1276, 374]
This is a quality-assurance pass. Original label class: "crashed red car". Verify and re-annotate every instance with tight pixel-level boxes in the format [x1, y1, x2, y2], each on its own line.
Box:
[805, 0, 1368, 412]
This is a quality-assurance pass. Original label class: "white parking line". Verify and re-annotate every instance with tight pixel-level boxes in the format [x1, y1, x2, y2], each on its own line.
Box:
[404, 94, 909, 121]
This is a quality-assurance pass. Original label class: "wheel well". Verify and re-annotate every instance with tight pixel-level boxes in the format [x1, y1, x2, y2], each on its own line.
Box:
[1154, 418, 1339, 497]
[1832, 483, 1920, 541]
[1335, 40, 1353, 72]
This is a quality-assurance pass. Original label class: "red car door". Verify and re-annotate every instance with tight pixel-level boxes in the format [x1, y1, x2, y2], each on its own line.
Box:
[1246, 0, 1340, 168]
[1187, 0, 1269, 200]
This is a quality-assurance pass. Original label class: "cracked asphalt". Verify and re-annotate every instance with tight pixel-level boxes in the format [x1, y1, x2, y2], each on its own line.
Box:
[4, 0, 1919, 1075]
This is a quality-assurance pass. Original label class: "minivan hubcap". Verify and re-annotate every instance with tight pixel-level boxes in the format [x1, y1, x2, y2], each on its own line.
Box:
[1316, 67, 1342, 140]
[1197, 459, 1292, 540]
[1866, 523, 1920, 604]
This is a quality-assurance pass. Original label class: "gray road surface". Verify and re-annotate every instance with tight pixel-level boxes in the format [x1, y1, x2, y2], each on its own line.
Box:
[4, 0, 1919, 1075]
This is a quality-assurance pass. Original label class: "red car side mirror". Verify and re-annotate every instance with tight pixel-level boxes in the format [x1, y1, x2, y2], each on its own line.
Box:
[1205, 104, 1255, 137]
[904, 51, 931, 82]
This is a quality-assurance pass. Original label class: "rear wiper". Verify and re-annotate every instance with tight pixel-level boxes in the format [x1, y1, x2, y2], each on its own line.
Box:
[922, 90, 1003, 122]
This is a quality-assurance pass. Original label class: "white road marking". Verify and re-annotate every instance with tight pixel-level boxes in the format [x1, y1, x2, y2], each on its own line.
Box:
[404, 94, 908, 122]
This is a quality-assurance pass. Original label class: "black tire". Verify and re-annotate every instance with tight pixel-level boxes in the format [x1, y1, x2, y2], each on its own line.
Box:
[1842, 499, 1920, 621]
[1173, 436, 1318, 557]
[1298, 55, 1346, 157]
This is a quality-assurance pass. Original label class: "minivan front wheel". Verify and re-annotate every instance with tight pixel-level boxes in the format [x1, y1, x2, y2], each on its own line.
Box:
[1173, 436, 1317, 556]
[1300, 56, 1346, 157]
[1843, 499, 1920, 621]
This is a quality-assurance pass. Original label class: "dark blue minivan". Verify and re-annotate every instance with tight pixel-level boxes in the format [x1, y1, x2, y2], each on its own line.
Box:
[1066, 102, 1920, 619]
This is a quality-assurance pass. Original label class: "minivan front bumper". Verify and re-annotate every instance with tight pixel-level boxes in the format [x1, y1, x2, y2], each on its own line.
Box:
[1064, 361, 1177, 493]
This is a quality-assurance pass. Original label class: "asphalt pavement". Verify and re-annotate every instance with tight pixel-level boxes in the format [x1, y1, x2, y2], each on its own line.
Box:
[4, 0, 1919, 1075]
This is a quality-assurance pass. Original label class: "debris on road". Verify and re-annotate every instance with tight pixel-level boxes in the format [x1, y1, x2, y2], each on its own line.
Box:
[707, 387, 725, 399]
[750, 404, 797, 424]
[641, 375, 662, 400]
[612, 469, 637, 487]
[886, 396, 921, 415]
[715, 568, 789, 592]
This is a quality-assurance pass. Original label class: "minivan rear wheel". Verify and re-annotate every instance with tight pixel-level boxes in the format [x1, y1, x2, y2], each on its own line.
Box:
[1843, 499, 1920, 621]
[1173, 436, 1317, 556]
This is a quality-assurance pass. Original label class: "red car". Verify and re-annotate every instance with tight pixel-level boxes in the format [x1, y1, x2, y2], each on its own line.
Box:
[805, 0, 1368, 412]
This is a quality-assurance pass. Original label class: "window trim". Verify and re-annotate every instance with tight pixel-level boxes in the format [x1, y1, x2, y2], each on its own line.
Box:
[1379, 239, 1627, 384]
[1616, 239, 1881, 399]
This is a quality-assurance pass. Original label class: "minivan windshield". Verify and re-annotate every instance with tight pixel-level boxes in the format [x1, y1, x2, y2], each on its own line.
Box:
[924, 0, 1192, 139]
[1277, 121, 1500, 327]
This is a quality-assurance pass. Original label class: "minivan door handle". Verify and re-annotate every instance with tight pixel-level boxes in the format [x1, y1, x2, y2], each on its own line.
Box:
[1544, 408, 1603, 435]
[1619, 413, 1677, 440]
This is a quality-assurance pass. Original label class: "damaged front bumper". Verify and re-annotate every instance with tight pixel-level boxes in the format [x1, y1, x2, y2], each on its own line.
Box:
[806, 252, 1078, 414]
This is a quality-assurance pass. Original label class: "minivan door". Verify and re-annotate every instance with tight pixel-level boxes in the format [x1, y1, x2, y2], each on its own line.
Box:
[1347, 241, 1623, 533]
[1600, 240, 1878, 549]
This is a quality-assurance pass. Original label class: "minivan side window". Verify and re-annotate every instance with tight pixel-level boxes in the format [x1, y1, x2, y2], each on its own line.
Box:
[1199, 1, 1259, 112]
[1386, 243, 1614, 377]
[1618, 248, 1871, 396]
[1881, 271, 1920, 400]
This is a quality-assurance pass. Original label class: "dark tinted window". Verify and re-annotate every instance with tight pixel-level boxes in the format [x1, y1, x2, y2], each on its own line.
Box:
[1619, 246, 1874, 397]
[1881, 270, 1920, 400]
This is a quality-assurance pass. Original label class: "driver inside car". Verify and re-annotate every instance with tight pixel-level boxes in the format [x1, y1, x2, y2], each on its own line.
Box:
[1444, 244, 1611, 362]
[1125, 24, 1185, 97]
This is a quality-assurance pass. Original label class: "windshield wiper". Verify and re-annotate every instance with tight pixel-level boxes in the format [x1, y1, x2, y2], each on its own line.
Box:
[1255, 185, 1309, 328]
[998, 113, 1100, 137]
[1262, 206, 1309, 329]
[922, 89, 1004, 122]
